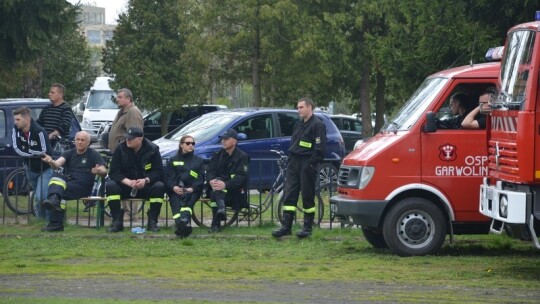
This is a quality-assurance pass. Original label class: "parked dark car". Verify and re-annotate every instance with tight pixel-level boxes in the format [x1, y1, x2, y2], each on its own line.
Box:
[154, 108, 346, 190]
[0, 98, 81, 188]
[330, 114, 363, 153]
[143, 105, 228, 140]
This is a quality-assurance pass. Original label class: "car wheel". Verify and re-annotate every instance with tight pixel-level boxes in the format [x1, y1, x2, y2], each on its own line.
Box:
[318, 163, 337, 190]
[361, 226, 388, 249]
[382, 197, 447, 257]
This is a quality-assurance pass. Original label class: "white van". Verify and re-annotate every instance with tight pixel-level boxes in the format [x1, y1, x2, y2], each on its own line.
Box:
[80, 77, 118, 142]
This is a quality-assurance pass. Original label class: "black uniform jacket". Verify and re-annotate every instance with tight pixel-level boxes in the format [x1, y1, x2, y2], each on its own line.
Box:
[288, 114, 327, 165]
[165, 151, 204, 194]
[109, 138, 163, 184]
[206, 147, 250, 191]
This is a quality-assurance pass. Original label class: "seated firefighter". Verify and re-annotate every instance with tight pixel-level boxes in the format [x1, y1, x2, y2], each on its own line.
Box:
[106, 127, 165, 233]
[165, 135, 204, 237]
[41, 131, 107, 232]
[206, 129, 250, 233]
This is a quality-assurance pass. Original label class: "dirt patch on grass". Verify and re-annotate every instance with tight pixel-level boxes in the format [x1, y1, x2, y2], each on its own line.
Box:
[0, 274, 538, 303]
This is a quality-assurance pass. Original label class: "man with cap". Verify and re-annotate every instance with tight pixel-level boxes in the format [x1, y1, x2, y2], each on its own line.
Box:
[105, 127, 165, 232]
[206, 128, 250, 232]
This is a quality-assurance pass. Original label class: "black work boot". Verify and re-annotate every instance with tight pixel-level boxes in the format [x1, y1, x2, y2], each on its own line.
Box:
[209, 208, 220, 233]
[296, 213, 315, 238]
[43, 194, 62, 212]
[272, 211, 295, 238]
[175, 211, 192, 237]
[147, 203, 162, 232]
[107, 207, 124, 233]
[216, 199, 226, 220]
[41, 210, 64, 232]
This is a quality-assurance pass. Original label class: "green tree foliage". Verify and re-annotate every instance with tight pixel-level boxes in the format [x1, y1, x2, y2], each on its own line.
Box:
[0, 0, 78, 66]
[0, 1, 95, 100]
[103, 0, 206, 134]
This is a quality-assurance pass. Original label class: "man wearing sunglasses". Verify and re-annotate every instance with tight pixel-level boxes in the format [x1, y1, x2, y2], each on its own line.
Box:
[206, 129, 250, 233]
[165, 135, 204, 237]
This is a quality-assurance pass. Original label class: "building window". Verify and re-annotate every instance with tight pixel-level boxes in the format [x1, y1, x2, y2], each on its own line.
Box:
[87, 30, 101, 44]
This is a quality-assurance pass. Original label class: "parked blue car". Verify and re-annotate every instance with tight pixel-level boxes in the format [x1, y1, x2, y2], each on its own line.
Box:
[153, 108, 346, 190]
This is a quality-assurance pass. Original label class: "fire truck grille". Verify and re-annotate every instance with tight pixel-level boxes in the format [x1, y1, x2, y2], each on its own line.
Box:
[488, 114, 519, 182]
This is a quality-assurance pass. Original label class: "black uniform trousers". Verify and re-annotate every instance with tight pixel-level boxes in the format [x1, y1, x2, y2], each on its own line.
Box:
[47, 172, 94, 225]
[106, 180, 165, 214]
[169, 192, 200, 216]
[282, 154, 317, 214]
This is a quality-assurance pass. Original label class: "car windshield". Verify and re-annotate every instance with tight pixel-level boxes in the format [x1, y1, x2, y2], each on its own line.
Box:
[498, 29, 535, 107]
[166, 112, 240, 142]
[384, 77, 448, 131]
[87, 91, 117, 109]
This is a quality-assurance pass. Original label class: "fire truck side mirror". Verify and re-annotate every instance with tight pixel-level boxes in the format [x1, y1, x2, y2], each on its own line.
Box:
[424, 111, 437, 133]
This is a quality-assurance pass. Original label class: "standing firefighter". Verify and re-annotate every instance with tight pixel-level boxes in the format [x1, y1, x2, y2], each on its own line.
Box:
[272, 97, 327, 238]
[106, 127, 165, 232]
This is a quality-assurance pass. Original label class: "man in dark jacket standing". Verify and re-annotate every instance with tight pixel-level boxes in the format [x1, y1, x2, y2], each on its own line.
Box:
[206, 129, 250, 233]
[272, 97, 327, 238]
[106, 127, 165, 232]
[165, 135, 204, 237]
[12, 106, 53, 219]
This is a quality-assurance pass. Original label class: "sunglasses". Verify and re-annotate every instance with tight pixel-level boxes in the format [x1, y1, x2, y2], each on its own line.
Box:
[182, 142, 195, 146]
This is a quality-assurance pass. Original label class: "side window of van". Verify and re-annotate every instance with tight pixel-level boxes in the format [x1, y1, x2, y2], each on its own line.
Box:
[0, 110, 5, 138]
[278, 113, 298, 137]
[436, 83, 494, 129]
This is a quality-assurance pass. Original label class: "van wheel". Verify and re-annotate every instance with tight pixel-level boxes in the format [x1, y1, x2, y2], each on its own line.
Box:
[382, 198, 446, 257]
[361, 226, 388, 249]
[318, 163, 337, 190]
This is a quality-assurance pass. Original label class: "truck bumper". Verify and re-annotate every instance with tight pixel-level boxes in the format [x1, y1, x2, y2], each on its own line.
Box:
[479, 179, 530, 224]
[329, 195, 388, 228]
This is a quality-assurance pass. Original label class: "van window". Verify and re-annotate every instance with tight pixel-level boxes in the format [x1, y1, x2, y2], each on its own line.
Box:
[87, 91, 116, 109]
[436, 83, 494, 129]
[0, 110, 5, 138]
[30, 108, 42, 120]
[278, 113, 298, 137]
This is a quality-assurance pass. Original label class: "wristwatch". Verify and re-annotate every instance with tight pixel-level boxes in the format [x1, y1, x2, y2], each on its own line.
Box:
[145, 177, 150, 184]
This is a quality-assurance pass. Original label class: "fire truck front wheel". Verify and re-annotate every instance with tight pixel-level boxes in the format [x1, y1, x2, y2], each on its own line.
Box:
[382, 198, 447, 257]
[361, 226, 388, 249]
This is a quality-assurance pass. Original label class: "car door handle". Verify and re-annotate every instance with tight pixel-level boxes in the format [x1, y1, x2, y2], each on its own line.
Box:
[271, 144, 280, 149]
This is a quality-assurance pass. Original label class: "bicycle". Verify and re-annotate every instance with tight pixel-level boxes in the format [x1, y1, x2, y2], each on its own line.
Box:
[3, 167, 35, 215]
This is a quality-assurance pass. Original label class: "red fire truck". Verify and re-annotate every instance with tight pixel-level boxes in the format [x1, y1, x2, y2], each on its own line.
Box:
[330, 62, 499, 256]
[479, 14, 540, 248]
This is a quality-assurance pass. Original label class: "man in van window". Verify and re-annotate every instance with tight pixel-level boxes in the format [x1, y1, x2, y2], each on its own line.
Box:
[437, 93, 473, 129]
[37, 83, 73, 148]
[461, 87, 495, 129]
[108, 88, 144, 153]
[12, 106, 53, 219]
[272, 97, 327, 238]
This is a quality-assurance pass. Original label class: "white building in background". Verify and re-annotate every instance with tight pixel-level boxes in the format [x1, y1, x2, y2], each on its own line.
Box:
[77, 3, 116, 47]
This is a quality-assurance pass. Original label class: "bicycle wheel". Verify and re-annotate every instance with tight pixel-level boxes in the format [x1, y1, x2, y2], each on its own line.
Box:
[3, 168, 35, 215]
[276, 193, 324, 226]
[191, 199, 239, 228]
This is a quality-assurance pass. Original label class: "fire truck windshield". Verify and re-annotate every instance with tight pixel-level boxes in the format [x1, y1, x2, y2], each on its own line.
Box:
[385, 77, 447, 131]
[499, 29, 535, 107]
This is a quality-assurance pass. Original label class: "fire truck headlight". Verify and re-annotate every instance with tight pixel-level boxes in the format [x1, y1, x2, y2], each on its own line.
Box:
[499, 195, 508, 218]
[358, 166, 375, 189]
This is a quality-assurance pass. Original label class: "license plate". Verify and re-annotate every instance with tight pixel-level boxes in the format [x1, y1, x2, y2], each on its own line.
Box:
[486, 188, 493, 200]
[330, 204, 338, 213]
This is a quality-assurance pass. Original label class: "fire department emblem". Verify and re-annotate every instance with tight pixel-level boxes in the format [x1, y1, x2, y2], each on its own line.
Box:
[439, 144, 457, 162]
[315, 137, 321, 144]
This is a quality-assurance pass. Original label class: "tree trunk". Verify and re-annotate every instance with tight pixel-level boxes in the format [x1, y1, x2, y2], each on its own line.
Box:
[251, 1, 261, 107]
[374, 71, 386, 133]
[359, 60, 372, 137]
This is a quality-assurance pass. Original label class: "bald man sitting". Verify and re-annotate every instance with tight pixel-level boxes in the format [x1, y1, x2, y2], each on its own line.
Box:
[40, 131, 107, 231]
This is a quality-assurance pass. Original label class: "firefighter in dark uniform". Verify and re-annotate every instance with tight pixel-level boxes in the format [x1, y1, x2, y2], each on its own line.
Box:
[41, 131, 107, 231]
[106, 127, 165, 232]
[165, 135, 204, 237]
[206, 129, 250, 233]
[272, 97, 327, 238]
